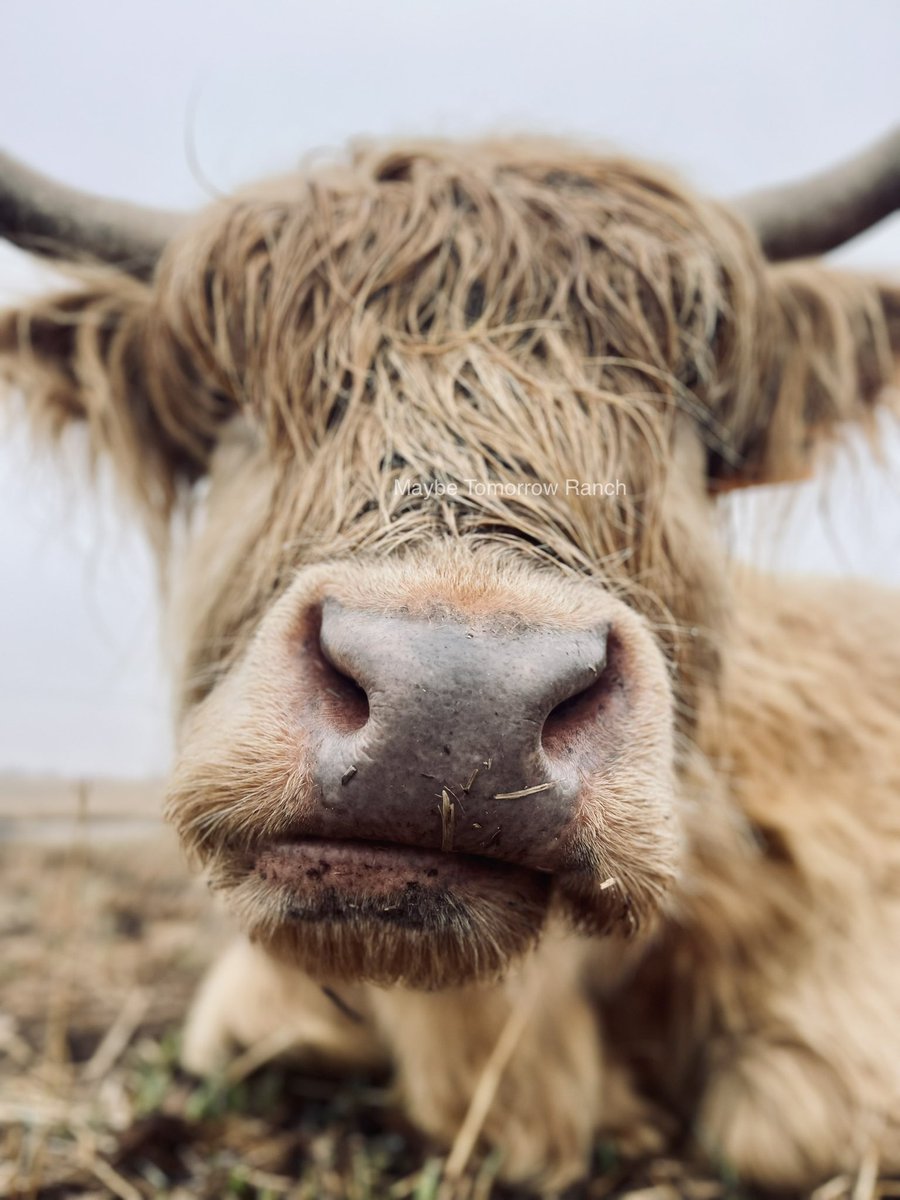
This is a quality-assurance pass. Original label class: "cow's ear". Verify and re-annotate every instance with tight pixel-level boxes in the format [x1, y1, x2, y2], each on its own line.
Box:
[708, 264, 900, 491]
[0, 274, 226, 530]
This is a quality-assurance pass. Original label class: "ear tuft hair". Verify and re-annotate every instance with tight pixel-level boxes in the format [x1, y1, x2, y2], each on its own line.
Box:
[710, 266, 900, 489]
[0, 272, 228, 542]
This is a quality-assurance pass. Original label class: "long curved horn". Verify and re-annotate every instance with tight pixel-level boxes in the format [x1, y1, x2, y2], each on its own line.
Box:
[734, 126, 900, 262]
[0, 150, 187, 279]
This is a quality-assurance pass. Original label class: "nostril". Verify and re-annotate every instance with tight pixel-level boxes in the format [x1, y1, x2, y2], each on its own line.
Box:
[303, 605, 370, 733]
[321, 657, 370, 733]
[541, 634, 623, 757]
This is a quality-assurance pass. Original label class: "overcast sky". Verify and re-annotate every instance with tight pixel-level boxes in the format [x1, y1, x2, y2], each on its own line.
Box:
[1, 0, 898, 778]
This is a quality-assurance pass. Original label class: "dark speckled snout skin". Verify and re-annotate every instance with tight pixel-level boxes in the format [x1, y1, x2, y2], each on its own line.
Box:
[289, 599, 620, 872]
[255, 839, 551, 931]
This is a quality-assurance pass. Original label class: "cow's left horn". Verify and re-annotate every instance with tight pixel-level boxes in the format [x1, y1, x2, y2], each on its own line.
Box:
[734, 125, 900, 262]
[0, 150, 187, 279]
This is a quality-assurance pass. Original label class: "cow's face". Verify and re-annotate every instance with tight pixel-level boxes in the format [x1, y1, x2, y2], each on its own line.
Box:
[3, 139, 897, 987]
[160, 144, 743, 986]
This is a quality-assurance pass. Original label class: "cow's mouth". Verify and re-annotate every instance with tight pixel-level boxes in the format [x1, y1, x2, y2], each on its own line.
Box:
[253, 837, 550, 930]
[216, 832, 652, 986]
[233, 837, 554, 986]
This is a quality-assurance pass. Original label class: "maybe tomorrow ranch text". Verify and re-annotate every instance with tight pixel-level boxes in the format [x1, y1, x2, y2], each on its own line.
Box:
[393, 478, 627, 499]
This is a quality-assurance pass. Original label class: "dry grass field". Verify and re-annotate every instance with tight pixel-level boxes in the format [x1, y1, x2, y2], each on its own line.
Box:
[1, 777, 897, 1200]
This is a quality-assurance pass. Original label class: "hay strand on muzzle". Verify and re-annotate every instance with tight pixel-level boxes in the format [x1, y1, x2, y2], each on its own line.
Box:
[440, 788, 456, 851]
[493, 782, 552, 800]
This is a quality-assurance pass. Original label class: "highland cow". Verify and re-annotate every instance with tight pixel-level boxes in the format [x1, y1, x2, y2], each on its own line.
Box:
[2, 130, 900, 1191]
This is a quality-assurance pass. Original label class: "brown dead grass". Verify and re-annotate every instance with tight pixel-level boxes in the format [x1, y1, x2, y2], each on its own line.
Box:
[1, 782, 899, 1200]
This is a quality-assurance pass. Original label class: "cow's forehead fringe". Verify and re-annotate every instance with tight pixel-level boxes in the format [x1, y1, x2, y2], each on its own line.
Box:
[151, 136, 768, 556]
[158, 137, 767, 435]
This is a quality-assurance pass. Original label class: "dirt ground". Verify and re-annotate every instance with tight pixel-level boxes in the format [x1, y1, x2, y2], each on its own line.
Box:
[1, 779, 898, 1200]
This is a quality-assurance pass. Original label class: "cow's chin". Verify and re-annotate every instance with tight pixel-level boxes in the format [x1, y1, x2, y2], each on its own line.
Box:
[207, 838, 553, 988]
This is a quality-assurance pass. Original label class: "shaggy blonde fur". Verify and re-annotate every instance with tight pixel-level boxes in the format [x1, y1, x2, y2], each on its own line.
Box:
[2, 136, 899, 1191]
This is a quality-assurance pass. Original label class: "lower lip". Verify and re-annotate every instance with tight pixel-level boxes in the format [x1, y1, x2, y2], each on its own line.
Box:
[254, 837, 542, 897]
